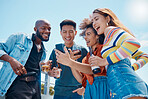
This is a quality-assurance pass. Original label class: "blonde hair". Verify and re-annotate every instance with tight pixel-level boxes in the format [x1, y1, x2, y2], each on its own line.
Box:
[93, 8, 134, 37]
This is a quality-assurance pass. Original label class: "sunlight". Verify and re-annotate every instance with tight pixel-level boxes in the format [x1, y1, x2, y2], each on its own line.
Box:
[126, 0, 148, 24]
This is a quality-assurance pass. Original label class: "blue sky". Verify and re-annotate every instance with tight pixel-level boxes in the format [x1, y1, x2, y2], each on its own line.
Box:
[0, 0, 148, 84]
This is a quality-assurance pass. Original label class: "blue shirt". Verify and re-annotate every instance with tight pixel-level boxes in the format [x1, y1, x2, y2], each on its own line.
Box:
[49, 43, 88, 96]
[0, 33, 46, 96]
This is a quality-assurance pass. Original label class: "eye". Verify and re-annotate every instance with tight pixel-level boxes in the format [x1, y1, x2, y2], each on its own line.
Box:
[87, 32, 91, 35]
[69, 30, 74, 33]
[95, 17, 99, 21]
[63, 30, 67, 33]
[41, 27, 46, 30]
[48, 27, 51, 31]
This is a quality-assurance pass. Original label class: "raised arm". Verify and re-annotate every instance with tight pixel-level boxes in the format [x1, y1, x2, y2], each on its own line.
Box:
[55, 46, 93, 74]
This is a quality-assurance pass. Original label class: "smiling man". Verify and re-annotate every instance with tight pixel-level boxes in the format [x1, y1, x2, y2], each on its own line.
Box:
[48, 19, 88, 99]
[0, 19, 51, 99]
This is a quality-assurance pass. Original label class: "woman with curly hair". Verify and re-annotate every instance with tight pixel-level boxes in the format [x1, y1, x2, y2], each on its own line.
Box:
[71, 18, 110, 99]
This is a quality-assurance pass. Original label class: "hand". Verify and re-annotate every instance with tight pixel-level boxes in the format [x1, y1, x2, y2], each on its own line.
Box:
[54, 46, 72, 67]
[40, 60, 52, 73]
[68, 49, 81, 60]
[89, 56, 109, 66]
[9, 58, 27, 76]
[72, 87, 85, 95]
[48, 67, 62, 78]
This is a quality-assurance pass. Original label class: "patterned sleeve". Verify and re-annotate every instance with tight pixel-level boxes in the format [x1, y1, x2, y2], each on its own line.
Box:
[132, 50, 148, 71]
[106, 28, 141, 64]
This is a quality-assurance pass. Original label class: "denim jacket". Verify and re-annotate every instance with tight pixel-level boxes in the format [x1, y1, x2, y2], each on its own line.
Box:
[0, 33, 46, 96]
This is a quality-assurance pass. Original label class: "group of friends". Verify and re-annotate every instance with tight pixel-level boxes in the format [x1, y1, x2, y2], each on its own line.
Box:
[0, 8, 148, 99]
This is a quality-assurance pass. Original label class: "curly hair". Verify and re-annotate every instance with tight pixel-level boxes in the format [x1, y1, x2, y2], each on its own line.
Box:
[79, 18, 104, 44]
[79, 18, 97, 36]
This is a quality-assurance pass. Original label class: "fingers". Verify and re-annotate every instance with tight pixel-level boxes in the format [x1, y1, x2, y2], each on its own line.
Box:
[22, 66, 27, 74]
[46, 60, 52, 66]
[51, 67, 61, 77]
[73, 55, 81, 60]
[73, 50, 80, 55]
[15, 68, 21, 76]
[64, 46, 68, 54]
[72, 89, 78, 93]
[68, 49, 72, 54]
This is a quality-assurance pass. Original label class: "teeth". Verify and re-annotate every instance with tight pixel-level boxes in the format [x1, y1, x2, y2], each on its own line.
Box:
[43, 34, 48, 36]
[65, 38, 71, 40]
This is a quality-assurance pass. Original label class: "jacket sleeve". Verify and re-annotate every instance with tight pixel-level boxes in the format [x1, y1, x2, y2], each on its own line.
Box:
[0, 34, 17, 59]
[131, 50, 148, 71]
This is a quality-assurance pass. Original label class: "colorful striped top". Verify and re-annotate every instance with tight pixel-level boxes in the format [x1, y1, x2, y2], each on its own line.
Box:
[132, 50, 148, 71]
[101, 27, 141, 65]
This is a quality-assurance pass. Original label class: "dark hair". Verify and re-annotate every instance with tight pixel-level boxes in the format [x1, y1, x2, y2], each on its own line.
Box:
[79, 18, 105, 44]
[60, 19, 76, 30]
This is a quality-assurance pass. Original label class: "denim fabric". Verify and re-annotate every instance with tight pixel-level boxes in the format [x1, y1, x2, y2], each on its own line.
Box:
[0, 33, 46, 96]
[53, 92, 83, 99]
[107, 58, 148, 99]
[84, 76, 110, 99]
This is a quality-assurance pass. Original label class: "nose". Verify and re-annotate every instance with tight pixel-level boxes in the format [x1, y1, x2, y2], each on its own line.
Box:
[92, 21, 96, 29]
[66, 32, 70, 37]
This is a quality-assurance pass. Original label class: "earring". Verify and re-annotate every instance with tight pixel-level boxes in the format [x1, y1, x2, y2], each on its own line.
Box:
[106, 22, 108, 26]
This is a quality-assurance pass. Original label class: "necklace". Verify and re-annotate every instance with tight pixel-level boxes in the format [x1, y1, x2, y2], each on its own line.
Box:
[35, 43, 41, 52]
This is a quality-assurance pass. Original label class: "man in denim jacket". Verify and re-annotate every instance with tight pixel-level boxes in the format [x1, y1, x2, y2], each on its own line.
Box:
[0, 19, 51, 99]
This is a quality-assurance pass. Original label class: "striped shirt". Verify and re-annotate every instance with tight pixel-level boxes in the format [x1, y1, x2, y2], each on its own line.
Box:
[132, 50, 148, 70]
[101, 27, 141, 65]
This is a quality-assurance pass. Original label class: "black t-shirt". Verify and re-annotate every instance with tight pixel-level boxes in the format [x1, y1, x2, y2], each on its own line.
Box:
[24, 34, 43, 78]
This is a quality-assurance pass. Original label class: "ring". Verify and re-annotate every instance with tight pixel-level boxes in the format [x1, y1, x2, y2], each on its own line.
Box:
[17, 71, 19, 73]
[56, 52, 60, 55]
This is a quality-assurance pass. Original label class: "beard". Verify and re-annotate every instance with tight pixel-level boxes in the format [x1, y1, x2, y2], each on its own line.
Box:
[36, 30, 50, 42]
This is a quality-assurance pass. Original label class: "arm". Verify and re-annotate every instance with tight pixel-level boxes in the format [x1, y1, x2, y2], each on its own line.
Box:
[90, 27, 141, 66]
[55, 46, 93, 74]
[0, 34, 27, 75]
[71, 68, 83, 83]
[132, 50, 148, 71]
[105, 27, 141, 65]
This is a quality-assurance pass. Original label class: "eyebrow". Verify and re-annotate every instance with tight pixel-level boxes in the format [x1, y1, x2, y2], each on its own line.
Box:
[94, 16, 99, 20]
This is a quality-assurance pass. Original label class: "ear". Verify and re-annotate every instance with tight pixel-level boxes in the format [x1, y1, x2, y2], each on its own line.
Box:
[96, 35, 99, 40]
[106, 16, 110, 23]
[75, 31, 77, 36]
[60, 31, 62, 35]
[34, 27, 37, 32]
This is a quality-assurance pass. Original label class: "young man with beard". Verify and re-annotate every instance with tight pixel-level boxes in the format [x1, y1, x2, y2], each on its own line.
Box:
[48, 19, 88, 99]
[0, 19, 51, 99]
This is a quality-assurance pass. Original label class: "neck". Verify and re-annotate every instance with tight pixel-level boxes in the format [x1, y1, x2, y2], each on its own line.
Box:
[91, 43, 99, 51]
[64, 42, 74, 48]
[35, 35, 42, 45]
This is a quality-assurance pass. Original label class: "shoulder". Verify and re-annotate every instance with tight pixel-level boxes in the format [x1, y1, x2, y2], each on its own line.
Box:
[104, 26, 126, 39]
[104, 26, 122, 35]
[79, 45, 88, 53]
[7, 33, 31, 41]
[75, 44, 87, 50]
